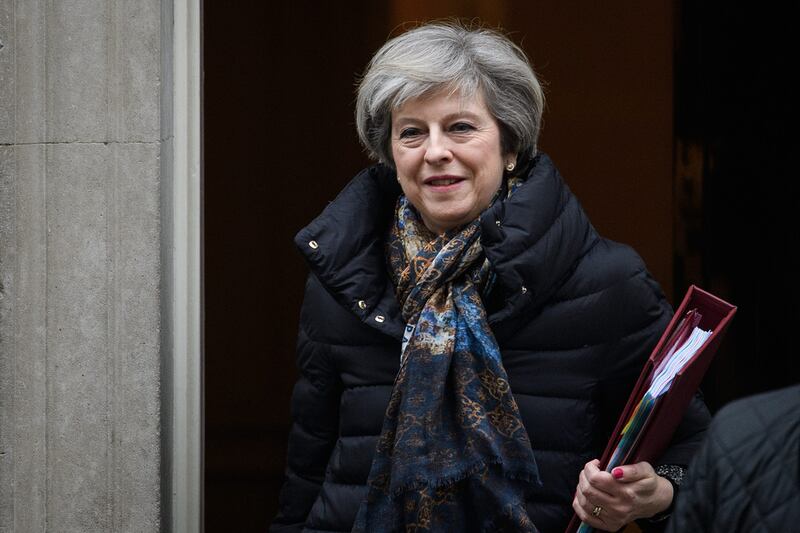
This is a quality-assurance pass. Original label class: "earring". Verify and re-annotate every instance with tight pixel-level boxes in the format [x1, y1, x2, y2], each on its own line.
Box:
[505, 161, 516, 172]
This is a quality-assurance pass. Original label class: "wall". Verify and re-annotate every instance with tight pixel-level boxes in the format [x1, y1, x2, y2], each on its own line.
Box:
[0, 1, 166, 531]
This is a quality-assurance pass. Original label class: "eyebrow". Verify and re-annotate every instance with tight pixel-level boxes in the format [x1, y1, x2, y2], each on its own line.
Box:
[393, 110, 484, 127]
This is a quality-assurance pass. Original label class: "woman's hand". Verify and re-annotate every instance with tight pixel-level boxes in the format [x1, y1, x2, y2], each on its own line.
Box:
[572, 459, 673, 531]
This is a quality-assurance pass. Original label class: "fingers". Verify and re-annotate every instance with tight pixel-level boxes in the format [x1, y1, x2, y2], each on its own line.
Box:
[612, 461, 656, 483]
[610, 464, 675, 520]
[573, 460, 632, 531]
[578, 460, 617, 499]
[573, 460, 671, 529]
[572, 495, 608, 530]
[572, 493, 625, 532]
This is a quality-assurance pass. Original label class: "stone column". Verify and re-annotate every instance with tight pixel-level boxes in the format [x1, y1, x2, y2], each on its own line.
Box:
[0, 1, 165, 531]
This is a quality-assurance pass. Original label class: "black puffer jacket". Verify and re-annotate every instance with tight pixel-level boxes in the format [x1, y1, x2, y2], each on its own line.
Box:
[666, 384, 800, 532]
[272, 154, 710, 533]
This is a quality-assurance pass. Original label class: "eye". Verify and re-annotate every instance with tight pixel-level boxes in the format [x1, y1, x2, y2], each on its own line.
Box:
[450, 122, 476, 133]
[398, 127, 422, 139]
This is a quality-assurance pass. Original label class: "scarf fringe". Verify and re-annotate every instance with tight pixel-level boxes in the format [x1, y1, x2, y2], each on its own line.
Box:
[387, 455, 542, 498]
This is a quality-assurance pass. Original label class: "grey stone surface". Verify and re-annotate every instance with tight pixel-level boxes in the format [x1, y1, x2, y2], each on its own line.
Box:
[1, 0, 162, 144]
[117, 1, 162, 141]
[0, 1, 166, 531]
[1, 144, 163, 532]
[1, 144, 49, 532]
[1, 0, 46, 144]
[46, 144, 115, 532]
[46, 1, 110, 142]
[0, 2, 14, 144]
[107, 143, 161, 532]
[0, 147, 10, 529]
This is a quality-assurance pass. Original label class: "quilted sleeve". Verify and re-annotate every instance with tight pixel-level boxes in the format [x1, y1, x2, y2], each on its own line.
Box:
[597, 270, 674, 446]
[270, 278, 342, 532]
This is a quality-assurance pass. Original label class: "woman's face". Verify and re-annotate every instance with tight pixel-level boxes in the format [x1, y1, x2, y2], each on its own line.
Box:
[391, 89, 512, 235]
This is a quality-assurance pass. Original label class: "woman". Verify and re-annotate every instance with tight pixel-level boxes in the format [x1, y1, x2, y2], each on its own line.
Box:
[272, 22, 709, 532]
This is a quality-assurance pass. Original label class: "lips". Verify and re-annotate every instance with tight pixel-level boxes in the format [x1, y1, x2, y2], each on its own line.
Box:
[423, 175, 465, 187]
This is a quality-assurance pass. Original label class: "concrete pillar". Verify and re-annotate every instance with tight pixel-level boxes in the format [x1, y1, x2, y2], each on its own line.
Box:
[0, 1, 166, 531]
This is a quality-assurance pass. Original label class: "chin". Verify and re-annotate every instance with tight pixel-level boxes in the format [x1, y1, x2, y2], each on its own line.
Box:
[429, 216, 472, 234]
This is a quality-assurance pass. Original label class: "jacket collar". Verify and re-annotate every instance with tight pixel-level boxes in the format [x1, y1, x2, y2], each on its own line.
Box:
[295, 165, 406, 338]
[480, 153, 598, 327]
[295, 154, 597, 339]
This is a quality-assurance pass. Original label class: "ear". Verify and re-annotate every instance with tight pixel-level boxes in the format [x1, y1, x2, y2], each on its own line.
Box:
[504, 152, 519, 172]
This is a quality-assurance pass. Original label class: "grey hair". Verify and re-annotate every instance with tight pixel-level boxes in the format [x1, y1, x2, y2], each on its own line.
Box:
[356, 21, 545, 166]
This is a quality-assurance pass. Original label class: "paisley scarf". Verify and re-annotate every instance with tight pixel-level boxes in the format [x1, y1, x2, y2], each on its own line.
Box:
[353, 183, 541, 532]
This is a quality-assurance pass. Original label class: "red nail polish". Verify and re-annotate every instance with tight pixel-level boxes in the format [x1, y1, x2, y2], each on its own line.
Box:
[612, 467, 623, 479]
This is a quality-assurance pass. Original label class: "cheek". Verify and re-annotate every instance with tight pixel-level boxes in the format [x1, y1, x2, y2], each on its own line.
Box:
[391, 147, 411, 179]
[393, 150, 424, 189]
[397, 179, 416, 202]
[393, 158, 418, 199]
[479, 167, 504, 200]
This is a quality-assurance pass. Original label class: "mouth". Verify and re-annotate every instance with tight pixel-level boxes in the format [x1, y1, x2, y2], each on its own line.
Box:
[423, 175, 466, 187]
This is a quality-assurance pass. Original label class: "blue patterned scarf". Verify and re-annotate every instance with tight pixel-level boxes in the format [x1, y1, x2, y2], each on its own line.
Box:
[353, 186, 541, 532]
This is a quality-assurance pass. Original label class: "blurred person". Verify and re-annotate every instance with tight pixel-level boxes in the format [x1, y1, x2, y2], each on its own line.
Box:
[666, 384, 800, 532]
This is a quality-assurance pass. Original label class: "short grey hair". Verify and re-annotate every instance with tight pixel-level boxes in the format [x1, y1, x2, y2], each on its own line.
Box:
[356, 21, 545, 166]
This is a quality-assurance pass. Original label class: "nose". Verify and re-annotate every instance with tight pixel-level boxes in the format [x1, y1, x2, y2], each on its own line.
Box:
[423, 130, 453, 166]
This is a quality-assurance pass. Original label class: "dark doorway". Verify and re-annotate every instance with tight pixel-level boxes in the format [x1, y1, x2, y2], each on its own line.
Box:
[202, 3, 389, 531]
[673, 2, 798, 410]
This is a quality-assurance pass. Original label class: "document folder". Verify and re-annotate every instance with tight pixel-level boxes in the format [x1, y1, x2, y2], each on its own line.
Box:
[565, 285, 737, 533]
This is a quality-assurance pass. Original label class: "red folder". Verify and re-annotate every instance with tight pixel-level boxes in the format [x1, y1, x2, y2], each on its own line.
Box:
[565, 285, 737, 533]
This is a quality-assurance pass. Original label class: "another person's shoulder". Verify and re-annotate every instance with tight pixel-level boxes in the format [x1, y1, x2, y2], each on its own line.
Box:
[670, 384, 800, 532]
[697, 385, 800, 496]
[710, 383, 800, 443]
[717, 382, 800, 414]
